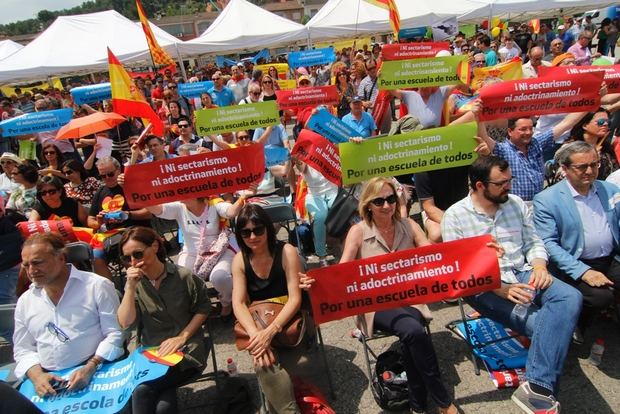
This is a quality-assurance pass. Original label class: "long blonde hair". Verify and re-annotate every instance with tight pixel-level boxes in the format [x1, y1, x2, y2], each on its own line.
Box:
[358, 177, 401, 225]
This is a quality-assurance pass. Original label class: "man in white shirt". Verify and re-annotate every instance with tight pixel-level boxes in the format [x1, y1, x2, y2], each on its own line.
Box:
[13, 233, 124, 397]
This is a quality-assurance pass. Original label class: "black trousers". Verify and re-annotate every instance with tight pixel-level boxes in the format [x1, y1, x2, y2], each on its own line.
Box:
[562, 256, 620, 330]
[0, 381, 42, 414]
[374, 307, 451, 412]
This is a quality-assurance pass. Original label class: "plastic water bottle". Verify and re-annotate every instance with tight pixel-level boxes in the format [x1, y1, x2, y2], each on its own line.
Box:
[512, 286, 535, 319]
[588, 339, 605, 366]
[104, 211, 129, 222]
[382, 371, 407, 384]
[227, 358, 238, 377]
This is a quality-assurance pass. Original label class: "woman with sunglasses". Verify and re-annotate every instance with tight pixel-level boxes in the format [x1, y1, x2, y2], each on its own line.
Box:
[117, 226, 211, 414]
[29, 175, 88, 225]
[38, 143, 66, 179]
[260, 74, 277, 104]
[267, 66, 281, 90]
[166, 101, 190, 143]
[61, 159, 101, 209]
[335, 70, 354, 118]
[6, 164, 39, 219]
[231, 204, 302, 414]
[569, 108, 617, 179]
[300, 177, 457, 414]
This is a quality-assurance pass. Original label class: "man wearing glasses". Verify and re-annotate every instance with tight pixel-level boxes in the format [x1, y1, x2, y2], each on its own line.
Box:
[567, 31, 600, 66]
[13, 233, 124, 397]
[166, 82, 192, 118]
[208, 71, 235, 107]
[534, 142, 620, 344]
[442, 156, 581, 414]
[169, 122, 208, 154]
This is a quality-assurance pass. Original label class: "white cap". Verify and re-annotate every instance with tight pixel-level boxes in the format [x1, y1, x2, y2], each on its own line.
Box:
[435, 50, 452, 57]
[557, 25, 565, 30]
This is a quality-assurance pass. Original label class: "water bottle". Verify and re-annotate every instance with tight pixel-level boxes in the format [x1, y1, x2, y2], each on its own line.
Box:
[512, 286, 535, 319]
[588, 339, 605, 366]
[227, 358, 238, 377]
[104, 211, 129, 222]
[382, 371, 407, 384]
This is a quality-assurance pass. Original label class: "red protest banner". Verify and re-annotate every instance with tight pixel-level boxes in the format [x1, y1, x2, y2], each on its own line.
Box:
[275, 86, 340, 110]
[308, 235, 500, 325]
[291, 129, 341, 186]
[478, 71, 604, 121]
[381, 42, 451, 60]
[17, 220, 77, 242]
[124, 144, 265, 208]
[538, 65, 620, 93]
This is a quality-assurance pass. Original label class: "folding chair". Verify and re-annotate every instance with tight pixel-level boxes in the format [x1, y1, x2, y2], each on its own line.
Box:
[0, 304, 16, 345]
[65, 241, 94, 272]
[446, 298, 524, 375]
[150, 217, 181, 257]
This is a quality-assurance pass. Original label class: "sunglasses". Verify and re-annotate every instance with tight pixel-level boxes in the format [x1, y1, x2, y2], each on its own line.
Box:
[240, 225, 266, 238]
[101, 171, 117, 178]
[44, 151, 56, 155]
[299, 81, 311, 85]
[569, 161, 600, 173]
[250, 92, 261, 96]
[120, 249, 145, 264]
[370, 194, 398, 207]
[63, 169, 74, 175]
[39, 189, 59, 197]
[262, 80, 273, 84]
[595, 118, 609, 126]
[168, 85, 177, 89]
[178, 124, 190, 128]
[237, 134, 250, 140]
[212, 77, 220, 81]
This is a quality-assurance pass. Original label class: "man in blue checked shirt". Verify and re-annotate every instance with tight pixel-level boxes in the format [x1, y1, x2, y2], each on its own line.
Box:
[479, 112, 587, 202]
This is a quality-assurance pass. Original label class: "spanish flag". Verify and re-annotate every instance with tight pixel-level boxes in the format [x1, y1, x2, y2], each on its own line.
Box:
[365, 0, 400, 39]
[108, 48, 164, 136]
[136, 0, 175, 66]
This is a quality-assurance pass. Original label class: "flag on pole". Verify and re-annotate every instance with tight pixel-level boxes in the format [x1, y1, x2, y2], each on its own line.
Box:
[365, 0, 400, 40]
[529, 19, 540, 34]
[136, 0, 175, 66]
[107, 48, 164, 136]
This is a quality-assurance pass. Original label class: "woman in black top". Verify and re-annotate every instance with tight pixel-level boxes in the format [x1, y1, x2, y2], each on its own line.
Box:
[29, 175, 88, 226]
[231, 204, 301, 414]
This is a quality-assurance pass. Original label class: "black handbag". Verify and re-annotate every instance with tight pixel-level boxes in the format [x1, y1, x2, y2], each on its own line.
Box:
[325, 186, 359, 238]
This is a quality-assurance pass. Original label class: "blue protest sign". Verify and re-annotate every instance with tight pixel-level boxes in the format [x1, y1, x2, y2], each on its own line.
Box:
[0, 109, 73, 137]
[399, 27, 429, 40]
[306, 108, 356, 144]
[70, 83, 112, 105]
[265, 146, 290, 167]
[19, 348, 169, 414]
[287, 47, 335, 69]
[178, 81, 214, 98]
[215, 56, 238, 67]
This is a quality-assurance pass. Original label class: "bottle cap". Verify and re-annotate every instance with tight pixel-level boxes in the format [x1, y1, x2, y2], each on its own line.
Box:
[227, 357, 233, 363]
[595, 338, 605, 346]
[382, 371, 392, 380]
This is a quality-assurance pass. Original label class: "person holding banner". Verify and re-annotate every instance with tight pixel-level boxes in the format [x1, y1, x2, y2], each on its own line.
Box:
[29, 175, 88, 226]
[6, 163, 38, 219]
[441, 156, 582, 414]
[302, 177, 457, 414]
[231, 204, 302, 414]
[117, 226, 211, 414]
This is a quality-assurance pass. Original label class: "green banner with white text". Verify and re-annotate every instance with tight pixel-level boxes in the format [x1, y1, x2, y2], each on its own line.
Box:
[195, 101, 279, 135]
[339, 123, 478, 185]
[377, 55, 469, 90]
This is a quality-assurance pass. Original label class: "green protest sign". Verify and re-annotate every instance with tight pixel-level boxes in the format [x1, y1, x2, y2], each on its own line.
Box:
[377, 55, 469, 90]
[195, 101, 279, 135]
[19, 140, 37, 160]
[339, 122, 478, 185]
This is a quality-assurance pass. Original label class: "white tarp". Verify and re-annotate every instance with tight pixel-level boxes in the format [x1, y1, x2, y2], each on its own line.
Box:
[456, 0, 616, 22]
[305, 0, 464, 41]
[178, 0, 308, 56]
[0, 40, 24, 61]
[0, 10, 182, 85]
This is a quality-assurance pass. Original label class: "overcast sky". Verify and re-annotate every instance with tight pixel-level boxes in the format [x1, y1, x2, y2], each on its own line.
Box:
[1, 0, 86, 25]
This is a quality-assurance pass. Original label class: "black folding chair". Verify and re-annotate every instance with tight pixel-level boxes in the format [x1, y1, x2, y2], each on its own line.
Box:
[65, 241, 94, 272]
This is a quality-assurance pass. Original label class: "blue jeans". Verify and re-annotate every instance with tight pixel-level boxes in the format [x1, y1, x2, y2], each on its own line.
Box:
[466, 270, 582, 395]
[0, 265, 19, 342]
[305, 191, 337, 257]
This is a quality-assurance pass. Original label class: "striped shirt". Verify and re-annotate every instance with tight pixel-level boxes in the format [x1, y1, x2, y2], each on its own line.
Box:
[441, 194, 548, 284]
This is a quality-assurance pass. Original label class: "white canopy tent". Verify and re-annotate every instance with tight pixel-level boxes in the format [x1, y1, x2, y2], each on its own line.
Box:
[305, 0, 467, 42]
[0, 10, 183, 85]
[0, 40, 24, 61]
[178, 0, 308, 56]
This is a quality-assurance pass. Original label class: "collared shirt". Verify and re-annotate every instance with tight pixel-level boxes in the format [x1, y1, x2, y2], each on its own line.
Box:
[341, 111, 377, 138]
[357, 75, 379, 106]
[493, 129, 554, 201]
[208, 86, 235, 107]
[522, 60, 552, 79]
[442, 194, 548, 284]
[567, 182, 614, 259]
[567, 42, 592, 66]
[13, 265, 124, 377]
[141, 151, 176, 163]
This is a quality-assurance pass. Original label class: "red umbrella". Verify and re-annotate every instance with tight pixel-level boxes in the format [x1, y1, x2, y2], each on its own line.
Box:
[56, 111, 126, 139]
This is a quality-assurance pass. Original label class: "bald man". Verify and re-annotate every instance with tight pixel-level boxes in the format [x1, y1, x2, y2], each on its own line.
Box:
[522, 47, 551, 78]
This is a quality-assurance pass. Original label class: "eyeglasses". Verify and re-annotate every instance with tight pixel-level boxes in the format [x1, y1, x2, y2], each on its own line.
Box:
[474, 61, 485, 66]
[39, 189, 59, 197]
[212, 77, 220, 81]
[178, 124, 190, 128]
[120, 249, 145, 264]
[581, 36, 593, 41]
[63, 169, 74, 175]
[46, 322, 70, 343]
[168, 85, 177, 89]
[240, 225, 266, 238]
[370, 194, 398, 207]
[100, 171, 117, 178]
[262, 80, 273, 84]
[237, 134, 250, 140]
[595, 118, 609, 126]
[250, 92, 261, 96]
[569, 161, 600, 172]
[486, 178, 513, 187]
[44, 151, 56, 156]
[0, 160, 14, 165]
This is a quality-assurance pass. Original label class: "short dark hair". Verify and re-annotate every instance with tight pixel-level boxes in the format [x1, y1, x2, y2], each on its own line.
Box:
[119, 226, 167, 263]
[469, 156, 510, 190]
[570, 108, 610, 142]
[507, 117, 533, 130]
[16, 163, 39, 184]
[36, 175, 67, 204]
[62, 159, 88, 181]
[145, 135, 164, 146]
[234, 204, 277, 258]
[480, 35, 491, 47]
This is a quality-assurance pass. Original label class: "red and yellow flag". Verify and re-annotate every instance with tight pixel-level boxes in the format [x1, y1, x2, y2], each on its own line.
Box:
[529, 19, 540, 34]
[365, 0, 400, 39]
[107, 48, 164, 136]
[136, 0, 175, 66]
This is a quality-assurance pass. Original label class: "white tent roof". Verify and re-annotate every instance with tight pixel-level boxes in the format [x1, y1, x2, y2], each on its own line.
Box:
[0, 40, 24, 61]
[179, 0, 308, 56]
[456, 0, 616, 22]
[305, 0, 462, 41]
[0, 10, 182, 85]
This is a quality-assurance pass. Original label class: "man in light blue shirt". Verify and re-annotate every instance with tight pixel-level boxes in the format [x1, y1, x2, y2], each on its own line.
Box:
[208, 71, 235, 107]
[253, 123, 290, 149]
[341, 96, 377, 138]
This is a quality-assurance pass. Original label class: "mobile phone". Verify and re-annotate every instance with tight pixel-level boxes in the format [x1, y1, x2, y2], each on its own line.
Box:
[50, 379, 69, 392]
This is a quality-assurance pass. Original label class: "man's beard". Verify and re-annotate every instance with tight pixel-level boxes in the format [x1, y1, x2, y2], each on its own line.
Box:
[483, 188, 509, 204]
